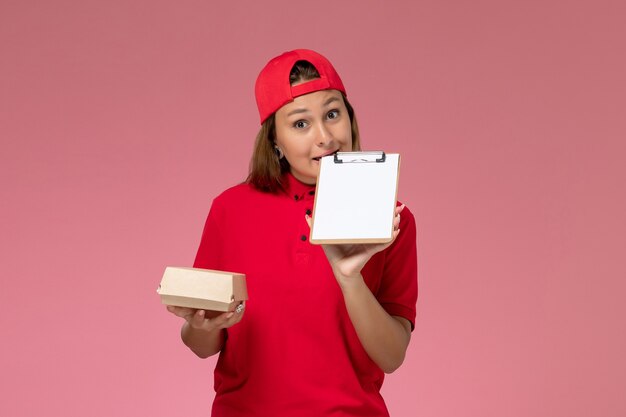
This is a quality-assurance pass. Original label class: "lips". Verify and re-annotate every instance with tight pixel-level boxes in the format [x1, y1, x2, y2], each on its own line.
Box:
[312, 150, 338, 161]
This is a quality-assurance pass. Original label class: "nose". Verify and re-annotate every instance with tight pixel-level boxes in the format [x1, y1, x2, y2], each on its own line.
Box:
[315, 122, 333, 147]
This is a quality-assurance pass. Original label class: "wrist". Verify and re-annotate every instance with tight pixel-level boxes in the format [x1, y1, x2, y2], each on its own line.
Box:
[183, 320, 218, 335]
[335, 271, 366, 293]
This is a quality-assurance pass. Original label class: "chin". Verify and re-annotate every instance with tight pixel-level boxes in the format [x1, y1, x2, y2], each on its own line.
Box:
[293, 169, 317, 184]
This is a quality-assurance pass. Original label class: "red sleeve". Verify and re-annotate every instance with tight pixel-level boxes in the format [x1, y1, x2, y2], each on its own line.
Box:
[377, 205, 418, 331]
[193, 198, 224, 270]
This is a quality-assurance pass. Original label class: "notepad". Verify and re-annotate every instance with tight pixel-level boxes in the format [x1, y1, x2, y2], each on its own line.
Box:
[310, 151, 400, 244]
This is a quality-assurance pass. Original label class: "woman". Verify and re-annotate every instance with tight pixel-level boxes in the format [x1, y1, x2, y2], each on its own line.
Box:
[167, 49, 418, 417]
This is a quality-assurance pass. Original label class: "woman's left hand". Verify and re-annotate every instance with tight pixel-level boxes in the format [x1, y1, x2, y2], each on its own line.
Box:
[306, 204, 405, 285]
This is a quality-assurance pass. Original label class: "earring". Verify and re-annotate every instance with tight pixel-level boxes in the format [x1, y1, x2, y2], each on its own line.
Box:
[274, 146, 284, 159]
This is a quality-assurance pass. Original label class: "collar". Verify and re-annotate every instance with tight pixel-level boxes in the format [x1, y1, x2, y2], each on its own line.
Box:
[283, 172, 316, 202]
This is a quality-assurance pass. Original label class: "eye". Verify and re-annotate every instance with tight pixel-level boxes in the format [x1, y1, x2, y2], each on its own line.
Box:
[326, 110, 340, 120]
[293, 120, 308, 129]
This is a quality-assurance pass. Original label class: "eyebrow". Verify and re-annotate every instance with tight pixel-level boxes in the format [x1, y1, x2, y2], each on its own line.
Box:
[323, 97, 340, 106]
[287, 108, 309, 117]
[286, 96, 341, 117]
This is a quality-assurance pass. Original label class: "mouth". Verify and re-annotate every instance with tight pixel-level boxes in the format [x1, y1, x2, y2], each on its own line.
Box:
[312, 150, 339, 161]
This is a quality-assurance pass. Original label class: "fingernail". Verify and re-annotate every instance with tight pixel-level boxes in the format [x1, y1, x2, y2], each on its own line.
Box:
[198, 310, 204, 316]
[226, 312, 234, 319]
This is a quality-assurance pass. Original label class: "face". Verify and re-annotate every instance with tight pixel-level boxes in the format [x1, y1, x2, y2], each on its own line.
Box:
[274, 89, 353, 184]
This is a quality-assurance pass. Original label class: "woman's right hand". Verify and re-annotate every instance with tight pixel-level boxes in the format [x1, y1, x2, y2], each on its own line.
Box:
[166, 302, 245, 332]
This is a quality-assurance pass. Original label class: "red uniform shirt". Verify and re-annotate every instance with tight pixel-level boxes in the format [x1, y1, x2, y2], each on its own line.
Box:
[194, 173, 418, 417]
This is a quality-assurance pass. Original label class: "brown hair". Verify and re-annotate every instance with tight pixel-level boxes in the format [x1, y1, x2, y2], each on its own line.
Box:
[246, 61, 362, 193]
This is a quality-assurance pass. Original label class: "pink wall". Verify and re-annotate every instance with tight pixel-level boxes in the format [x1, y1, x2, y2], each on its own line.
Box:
[2, 1, 625, 416]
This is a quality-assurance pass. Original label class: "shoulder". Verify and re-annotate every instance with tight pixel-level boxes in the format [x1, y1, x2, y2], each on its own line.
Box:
[213, 182, 266, 204]
[210, 182, 281, 214]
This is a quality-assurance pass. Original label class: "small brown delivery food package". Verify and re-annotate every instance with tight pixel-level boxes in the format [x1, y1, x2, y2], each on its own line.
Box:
[157, 267, 248, 316]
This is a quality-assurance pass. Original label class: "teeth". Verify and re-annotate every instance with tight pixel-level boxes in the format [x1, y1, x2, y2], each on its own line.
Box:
[313, 151, 338, 161]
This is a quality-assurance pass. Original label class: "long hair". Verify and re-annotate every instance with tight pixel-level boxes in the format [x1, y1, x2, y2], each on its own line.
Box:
[247, 60, 361, 193]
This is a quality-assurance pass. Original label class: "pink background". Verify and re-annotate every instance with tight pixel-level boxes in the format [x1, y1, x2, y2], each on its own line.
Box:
[1, 0, 625, 416]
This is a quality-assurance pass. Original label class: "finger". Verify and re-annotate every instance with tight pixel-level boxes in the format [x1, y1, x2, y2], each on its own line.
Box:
[229, 311, 245, 325]
[394, 204, 405, 229]
[216, 302, 246, 328]
[235, 301, 245, 315]
[224, 306, 245, 326]
[208, 311, 235, 329]
[305, 214, 312, 229]
[189, 309, 207, 327]
[167, 305, 194, 319]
